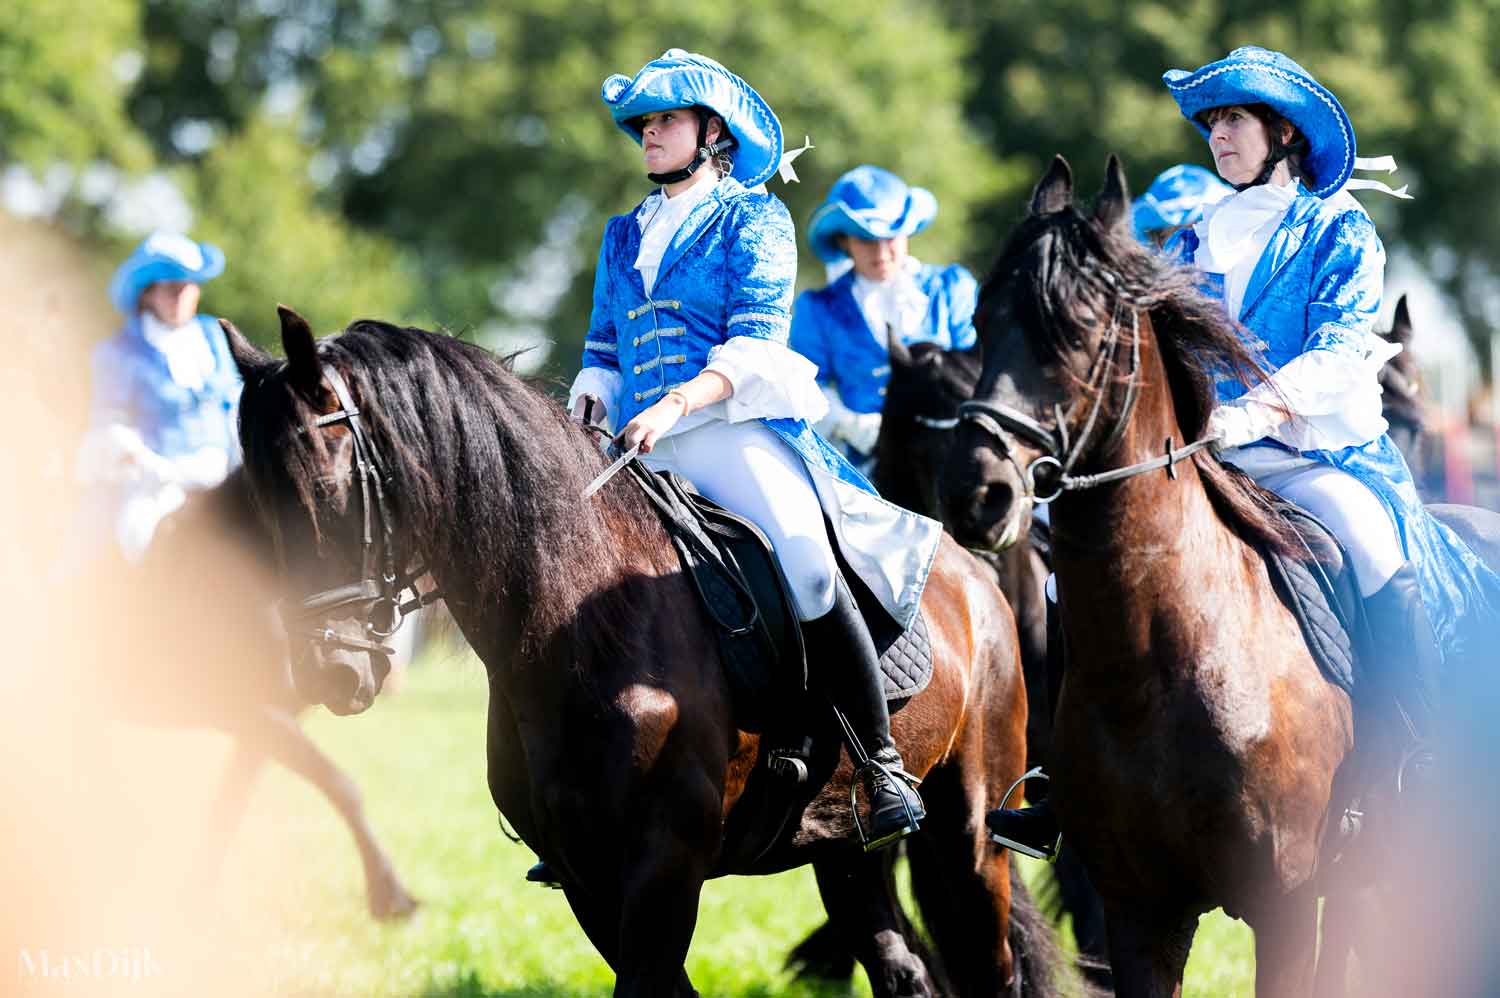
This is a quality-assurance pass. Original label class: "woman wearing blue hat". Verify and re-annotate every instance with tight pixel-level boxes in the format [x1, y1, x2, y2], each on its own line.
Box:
[1132, 163, 1234, 247]
[74, 232, 240, 564]
[789, 165, 978, 470]
[564, 49, 939, 855]
[988, 46, 1500, 861]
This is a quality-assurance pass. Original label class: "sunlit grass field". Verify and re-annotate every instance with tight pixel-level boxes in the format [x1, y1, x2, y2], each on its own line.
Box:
[86, 648, 1256, 997]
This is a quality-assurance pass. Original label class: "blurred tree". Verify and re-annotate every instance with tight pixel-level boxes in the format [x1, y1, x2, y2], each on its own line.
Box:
[130, 0, 1000, 376]
[0, 0, 150, 168]
[184, 113, 418, 342]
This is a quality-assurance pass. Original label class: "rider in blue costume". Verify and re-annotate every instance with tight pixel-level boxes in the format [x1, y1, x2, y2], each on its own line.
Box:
[1131, 163, 1233, 247]
[789, 165, 978, 471]
[987, 47, 1500, 860]
[73, 233, 240, 565]
[536, 51, 940, 882]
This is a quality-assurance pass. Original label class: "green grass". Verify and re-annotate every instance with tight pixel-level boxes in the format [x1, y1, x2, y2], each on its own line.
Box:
[91, 650, 1257, 996]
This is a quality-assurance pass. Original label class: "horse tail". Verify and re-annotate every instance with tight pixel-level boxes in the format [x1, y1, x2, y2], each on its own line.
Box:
[1006, 857, 1109, 998]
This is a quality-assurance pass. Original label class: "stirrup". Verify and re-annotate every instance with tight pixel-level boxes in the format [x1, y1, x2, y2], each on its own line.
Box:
[851, 758, 922, 853]
[989, 766, 1061, 863]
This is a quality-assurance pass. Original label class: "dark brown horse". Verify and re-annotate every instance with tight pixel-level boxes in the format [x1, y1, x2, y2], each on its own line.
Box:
[942, 156, 1500, 997]
[63, 472, 418, 920]
[221, 307, 1070, 998]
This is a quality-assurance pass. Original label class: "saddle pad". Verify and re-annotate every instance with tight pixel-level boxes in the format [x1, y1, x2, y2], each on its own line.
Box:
[1260, 504, 1364, 696]
[879, 610, 933, 702]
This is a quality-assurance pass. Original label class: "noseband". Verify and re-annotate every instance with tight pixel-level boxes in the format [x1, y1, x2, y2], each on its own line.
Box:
[284, 366, 441, 657]
[957, 300, 1215, 504]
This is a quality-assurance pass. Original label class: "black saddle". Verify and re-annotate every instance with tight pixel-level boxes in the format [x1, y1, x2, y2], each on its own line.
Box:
[623, 463, 934, 733]
[1260, 502, 1367, 696]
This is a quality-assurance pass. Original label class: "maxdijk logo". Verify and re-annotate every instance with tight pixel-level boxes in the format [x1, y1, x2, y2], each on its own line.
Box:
[17, 946, 163, 983]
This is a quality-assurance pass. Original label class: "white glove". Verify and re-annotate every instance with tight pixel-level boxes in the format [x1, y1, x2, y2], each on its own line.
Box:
[1207, 401, 1279, 450]
[836, 411, 883, 456]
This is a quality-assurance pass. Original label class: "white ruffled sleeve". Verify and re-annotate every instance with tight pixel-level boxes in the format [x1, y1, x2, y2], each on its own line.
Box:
[703, 335, 830, 424]
[566, 366, 624, 433]
[1214, 333, 1401, 452]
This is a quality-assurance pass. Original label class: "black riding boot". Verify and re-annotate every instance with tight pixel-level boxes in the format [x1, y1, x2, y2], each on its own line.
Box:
[1365, 561, 1443, 790]
[985, 594, 1062, 860]
[803, 576, 925, 851]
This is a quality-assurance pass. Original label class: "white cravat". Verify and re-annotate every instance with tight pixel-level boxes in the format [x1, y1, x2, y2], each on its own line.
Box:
[634, 170, 719, 294]
[141, 312, 216, 391]
[1192, 179, 1299, 320]
[850, 257, 930, 349]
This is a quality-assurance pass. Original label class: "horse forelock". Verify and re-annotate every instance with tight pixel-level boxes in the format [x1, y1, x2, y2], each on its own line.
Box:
[977, 205, 1298, 552]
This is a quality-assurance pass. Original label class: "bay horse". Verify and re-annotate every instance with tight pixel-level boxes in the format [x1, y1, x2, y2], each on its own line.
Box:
[941, 155, 1500, 997]
[221, 306, 1070, 998]
[62, 471, 418, 921]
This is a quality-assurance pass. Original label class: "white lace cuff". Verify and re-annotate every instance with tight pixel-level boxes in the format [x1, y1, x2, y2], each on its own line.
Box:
[1238, 334, 1402, 452]
[566, 366, 624, 432]
[703, 336, 830, 424]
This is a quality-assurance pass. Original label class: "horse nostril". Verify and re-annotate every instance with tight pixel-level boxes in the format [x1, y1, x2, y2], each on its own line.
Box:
[322, 659, 365, 706]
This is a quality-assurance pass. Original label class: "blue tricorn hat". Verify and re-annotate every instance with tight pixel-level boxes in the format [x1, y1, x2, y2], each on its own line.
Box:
[109, 231, 225, 314]
[806, 165, 938, 264]
[601, 49, 783, 190]
[1132, 164, 1234, 242]
[1163, 46, 1356, 198]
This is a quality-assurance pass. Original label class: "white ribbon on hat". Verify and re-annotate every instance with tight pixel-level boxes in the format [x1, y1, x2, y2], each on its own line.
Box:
[778, 136, 814, 184]
[1342, 155, 1413, 199]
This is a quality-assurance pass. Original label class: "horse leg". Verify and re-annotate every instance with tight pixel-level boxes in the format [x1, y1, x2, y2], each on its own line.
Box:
[813, 855, 936, 998]
[904, 764, 1012, 996]
[1249, 884, 1319, 998]
[185, 738, 265, 903]
[784, 918, 857, 984]
[246, 705, 417, 920]
[1053, 843, 1112, 986]
[1105, 906, 1199, 998]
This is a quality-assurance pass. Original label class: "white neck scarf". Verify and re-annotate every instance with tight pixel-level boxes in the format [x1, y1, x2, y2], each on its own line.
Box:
[635, 170, 719, 294]
[851, 256, 929, 350]
[141, 312, 216, 391]
[1192, 178, 1299, 319]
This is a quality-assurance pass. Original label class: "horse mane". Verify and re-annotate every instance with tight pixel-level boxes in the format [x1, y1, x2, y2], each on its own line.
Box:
[979, 205, 1298, 552]
[236, 320, 670, 665]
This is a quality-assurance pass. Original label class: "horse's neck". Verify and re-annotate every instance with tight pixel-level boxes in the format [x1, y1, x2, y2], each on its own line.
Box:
[1050, 343, 1254, 676]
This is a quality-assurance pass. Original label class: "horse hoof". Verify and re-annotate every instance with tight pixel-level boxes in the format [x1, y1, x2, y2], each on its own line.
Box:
[370, 884, 420, 921]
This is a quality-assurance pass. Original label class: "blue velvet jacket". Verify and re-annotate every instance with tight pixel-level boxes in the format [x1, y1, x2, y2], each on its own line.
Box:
[578, 178, 942, 628]
[89, 314, 242, 460]
[788, 264, 978, 414]
[1182, 188, 1500, 655]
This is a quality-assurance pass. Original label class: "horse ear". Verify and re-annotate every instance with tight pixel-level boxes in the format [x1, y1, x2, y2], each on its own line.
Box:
[1030, 156, 1074, 216]
[888, 333, 912, 369]
[277, 305, 322, 394]
[1390, 294, 1413, 343]
[219, 319, 272, 380]
[1093, 154, 1132, 232]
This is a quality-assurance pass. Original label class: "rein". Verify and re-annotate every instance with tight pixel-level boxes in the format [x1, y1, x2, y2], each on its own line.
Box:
[957, 297, 1216, 504]
[284, 366, 443, 657]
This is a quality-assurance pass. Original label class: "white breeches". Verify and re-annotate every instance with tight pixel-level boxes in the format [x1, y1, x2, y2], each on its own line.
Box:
[642, 420, 838, 620]
[1227, 444, 1404, 597]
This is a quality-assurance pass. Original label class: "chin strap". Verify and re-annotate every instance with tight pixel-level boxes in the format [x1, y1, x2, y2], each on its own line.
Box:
[646, 107, 736, 185]
[647, 136, 735, 185]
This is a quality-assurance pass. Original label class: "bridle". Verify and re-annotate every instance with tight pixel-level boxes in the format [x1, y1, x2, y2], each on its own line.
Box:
[956, 291, 1216, 505]
[282, 366, 442, 657]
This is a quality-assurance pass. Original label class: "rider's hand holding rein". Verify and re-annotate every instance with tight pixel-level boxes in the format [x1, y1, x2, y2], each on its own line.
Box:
[616, 371, 732, 453]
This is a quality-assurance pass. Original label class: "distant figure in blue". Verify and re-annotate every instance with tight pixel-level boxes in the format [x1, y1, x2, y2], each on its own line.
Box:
[789, 166, 978, 471]
[77, 232, 241, 564]
[1131, 163, 1233, 248]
